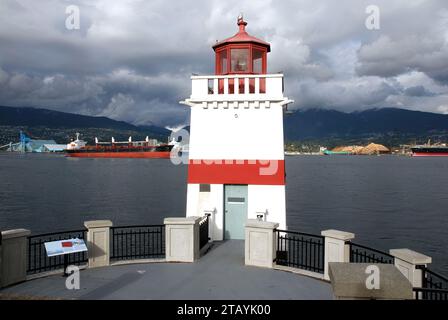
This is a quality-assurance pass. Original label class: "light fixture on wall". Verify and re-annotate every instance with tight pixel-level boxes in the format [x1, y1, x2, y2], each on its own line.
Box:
[256, 210, 269, 221]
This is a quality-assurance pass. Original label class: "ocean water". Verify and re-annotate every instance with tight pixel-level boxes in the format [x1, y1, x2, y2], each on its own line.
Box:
[0, 153, 447, 274]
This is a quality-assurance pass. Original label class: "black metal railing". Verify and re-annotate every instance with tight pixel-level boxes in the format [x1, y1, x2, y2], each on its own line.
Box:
[110, 225, 165, 261]
[199, 215, 210, 250]
[414, 265, 448, 300]
[349, 242, 395, 264]
[274, 229, 325, 274]
[27, 229, 88, 275]
[414, 287, 448, 300]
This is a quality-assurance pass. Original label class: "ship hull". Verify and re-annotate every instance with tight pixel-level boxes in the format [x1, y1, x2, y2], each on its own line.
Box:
[412, 152, 448, 157]
[66, 151, 171, 159]
[66, 145, 173, 159]
[411, 147, 448, 157]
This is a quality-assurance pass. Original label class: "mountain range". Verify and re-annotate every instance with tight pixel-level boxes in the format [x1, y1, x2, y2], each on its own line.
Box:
[1, 105, 447, 146]
[284, 108, 448, 141]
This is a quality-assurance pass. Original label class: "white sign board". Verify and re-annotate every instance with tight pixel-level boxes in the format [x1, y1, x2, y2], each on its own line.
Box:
[44, 238, 88, 257]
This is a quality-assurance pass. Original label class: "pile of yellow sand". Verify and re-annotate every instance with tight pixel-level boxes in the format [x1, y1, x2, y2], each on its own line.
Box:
[331, 145, 364, 153]
[331, 143, 390, 155]
[358, 143, 390, 155]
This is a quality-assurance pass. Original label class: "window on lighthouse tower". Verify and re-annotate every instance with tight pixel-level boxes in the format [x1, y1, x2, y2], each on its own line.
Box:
[231, 48, 249, 72]
[218, 50, 228, 74]
[252, 48, 263, 74]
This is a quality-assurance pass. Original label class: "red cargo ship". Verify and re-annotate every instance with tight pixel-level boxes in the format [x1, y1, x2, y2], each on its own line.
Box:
[411, 145, 448, 157]
[65, 136, 175, 159]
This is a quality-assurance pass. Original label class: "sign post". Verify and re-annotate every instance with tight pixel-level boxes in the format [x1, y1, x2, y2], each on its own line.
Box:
[44, 238, 88, 276]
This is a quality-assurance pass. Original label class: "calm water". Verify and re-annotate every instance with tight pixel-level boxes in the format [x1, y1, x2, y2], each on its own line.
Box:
[0, 153, 447, 273]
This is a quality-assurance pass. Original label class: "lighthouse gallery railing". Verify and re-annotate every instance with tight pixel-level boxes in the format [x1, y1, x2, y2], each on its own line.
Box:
[189, 74, 285, 101]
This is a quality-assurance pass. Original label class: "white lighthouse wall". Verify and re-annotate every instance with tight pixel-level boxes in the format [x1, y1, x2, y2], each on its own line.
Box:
[247, 185, 286, 230]
[189, 103, 284, 161]
[186, 183, 286, 240]
[186, 183, 225, 241]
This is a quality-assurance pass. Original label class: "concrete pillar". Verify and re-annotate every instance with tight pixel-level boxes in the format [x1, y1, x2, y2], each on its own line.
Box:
[321, 229, 355, 281]
[84, 220, 113, 268]
[390, 248, 432, 288]
[245, 219, 279, 269]
[0, 229, 31, 288]
[164, 217, 201, 263]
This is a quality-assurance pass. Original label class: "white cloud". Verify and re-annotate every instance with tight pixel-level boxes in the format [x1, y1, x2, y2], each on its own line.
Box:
[0, 0, 447, 126]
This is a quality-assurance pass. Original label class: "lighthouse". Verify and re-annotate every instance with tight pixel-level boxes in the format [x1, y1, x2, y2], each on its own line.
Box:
[180, 16, 293, 240]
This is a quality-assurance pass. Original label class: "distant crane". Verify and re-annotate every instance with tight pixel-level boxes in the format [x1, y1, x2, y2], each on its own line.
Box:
[19, 131, 31, 152]
[0, 131, 30, 152]
[0, 142, 15, 151]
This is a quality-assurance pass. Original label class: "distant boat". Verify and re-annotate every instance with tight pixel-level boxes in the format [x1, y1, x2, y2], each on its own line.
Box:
[411, 145, 448, 157]
[65, 135, 175, 159]
[322, 149, 351, 155]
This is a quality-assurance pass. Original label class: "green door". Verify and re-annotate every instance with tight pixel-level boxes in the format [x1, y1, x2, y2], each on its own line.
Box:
[224, 185, 248, 240]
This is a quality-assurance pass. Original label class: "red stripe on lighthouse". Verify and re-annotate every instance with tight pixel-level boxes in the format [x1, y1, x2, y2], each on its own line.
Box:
[188, 159, 285, 185]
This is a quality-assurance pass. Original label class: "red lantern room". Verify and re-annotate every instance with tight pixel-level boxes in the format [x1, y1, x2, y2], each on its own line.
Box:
[213, 15, 270, 94]
[213, 15, 270, 75]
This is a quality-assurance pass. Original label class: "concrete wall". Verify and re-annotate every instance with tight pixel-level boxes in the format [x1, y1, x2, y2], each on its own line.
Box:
[0, 229, 30, 288]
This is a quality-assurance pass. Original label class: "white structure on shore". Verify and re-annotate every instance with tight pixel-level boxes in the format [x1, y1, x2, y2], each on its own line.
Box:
[181, 16, 293, 240]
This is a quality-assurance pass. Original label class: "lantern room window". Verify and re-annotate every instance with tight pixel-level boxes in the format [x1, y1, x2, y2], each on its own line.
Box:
[231, 48, 249, 72]
[218, 50, 228, 74]
[252, 48, 263, 74]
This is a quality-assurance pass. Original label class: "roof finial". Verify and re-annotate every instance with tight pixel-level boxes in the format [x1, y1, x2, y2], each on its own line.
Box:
[237, 13, 247, 32]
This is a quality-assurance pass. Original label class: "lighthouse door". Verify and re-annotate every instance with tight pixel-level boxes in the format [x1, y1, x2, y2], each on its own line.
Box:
[224, 185, 248, 240]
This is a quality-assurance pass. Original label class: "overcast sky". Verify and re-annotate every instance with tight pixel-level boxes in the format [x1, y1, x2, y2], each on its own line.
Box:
[0, 0, 447, 128]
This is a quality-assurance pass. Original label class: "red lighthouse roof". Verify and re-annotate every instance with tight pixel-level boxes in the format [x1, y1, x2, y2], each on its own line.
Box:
[213, 15, 271, 52]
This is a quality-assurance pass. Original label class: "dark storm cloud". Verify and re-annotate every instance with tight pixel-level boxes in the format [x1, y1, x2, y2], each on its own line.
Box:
[404, 86, 435, 97]
[0, 0, 448, 127]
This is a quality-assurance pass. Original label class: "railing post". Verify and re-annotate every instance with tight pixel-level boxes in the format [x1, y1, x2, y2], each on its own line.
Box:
[244, 220, 279, 269]
[321, 229, 355, 281]
[84, 220, 113, 268]
[389, 249, 432, 290]
[0, 229, 30, 288]
[164, 217, 201, 263]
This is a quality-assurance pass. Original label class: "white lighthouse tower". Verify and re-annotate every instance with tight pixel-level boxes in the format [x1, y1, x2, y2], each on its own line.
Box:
[181, 16, 293, 240]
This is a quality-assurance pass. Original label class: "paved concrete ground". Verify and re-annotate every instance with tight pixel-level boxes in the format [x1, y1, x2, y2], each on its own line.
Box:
[0, 240, 332, 300]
